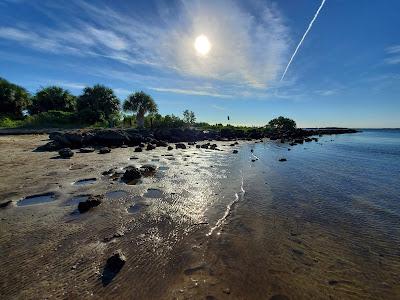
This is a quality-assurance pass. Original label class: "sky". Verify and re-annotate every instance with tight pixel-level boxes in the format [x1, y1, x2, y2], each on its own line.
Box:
[0, 0, 399, 128]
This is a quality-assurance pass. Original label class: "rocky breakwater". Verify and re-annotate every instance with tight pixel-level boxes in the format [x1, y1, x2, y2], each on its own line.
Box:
[36, 127, 265, 151]
[266, 127, 358, 145]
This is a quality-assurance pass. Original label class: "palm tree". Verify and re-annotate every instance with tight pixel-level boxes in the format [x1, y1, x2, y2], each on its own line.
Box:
[123, 91, 158, 128]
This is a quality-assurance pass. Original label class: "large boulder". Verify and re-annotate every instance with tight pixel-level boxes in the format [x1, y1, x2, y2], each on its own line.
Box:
[92, 129, 130, 146]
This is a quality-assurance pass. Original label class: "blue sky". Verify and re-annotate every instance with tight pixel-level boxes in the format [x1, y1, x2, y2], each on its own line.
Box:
[0, 0, 399, 128]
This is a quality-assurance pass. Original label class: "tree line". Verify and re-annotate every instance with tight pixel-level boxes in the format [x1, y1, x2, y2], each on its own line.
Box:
[0, 77, 196, 128]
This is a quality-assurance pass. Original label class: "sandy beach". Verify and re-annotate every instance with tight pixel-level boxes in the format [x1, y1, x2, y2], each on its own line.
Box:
[0, 133, 399, 299]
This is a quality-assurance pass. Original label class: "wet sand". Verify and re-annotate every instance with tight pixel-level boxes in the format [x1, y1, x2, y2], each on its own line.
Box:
[0, 134, 399, 299]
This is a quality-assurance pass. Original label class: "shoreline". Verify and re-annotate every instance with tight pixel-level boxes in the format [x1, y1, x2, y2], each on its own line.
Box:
[1, 132, 398, 299]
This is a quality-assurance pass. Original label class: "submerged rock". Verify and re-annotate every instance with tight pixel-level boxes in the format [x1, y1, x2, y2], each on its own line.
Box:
[121, 166, 142, 183]
[99, 147, 111, 154]
[279, 158, 287, 162]
[58, 148, 74, 158]
[233, 150, 238, 154]
[102, 251, 126, 286]
[77, 195, 103, 213]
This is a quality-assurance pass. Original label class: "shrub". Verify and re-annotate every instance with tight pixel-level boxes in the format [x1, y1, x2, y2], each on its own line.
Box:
[268, 116, 296, 131]
[30, 86, 76, 114]
[24, 110, 77, 128]
[77, 85, 120, 124]
[0, 77, 31, 119]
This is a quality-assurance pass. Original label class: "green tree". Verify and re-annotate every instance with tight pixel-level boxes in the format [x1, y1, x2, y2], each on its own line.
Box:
[77, 84, 120, 124]
[268, 116, 297, 131]
[123, 91, 158, 128]
[30, 86, 76, 114]
[0, 77, 31, 119]
[183, 109, 196, 125]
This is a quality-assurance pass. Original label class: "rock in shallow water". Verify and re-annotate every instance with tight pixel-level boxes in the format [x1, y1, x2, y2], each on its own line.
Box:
[77, 195, 103, 213]
[279, 158, 287, 162]
[102, 251, 126, 286]
[121, 166, 142, 183]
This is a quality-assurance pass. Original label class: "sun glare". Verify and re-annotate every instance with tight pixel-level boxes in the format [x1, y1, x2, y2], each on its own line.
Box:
[194, 34, 211, 56]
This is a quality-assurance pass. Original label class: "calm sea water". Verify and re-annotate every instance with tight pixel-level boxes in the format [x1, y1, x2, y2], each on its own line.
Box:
[202, 129, 400, 298]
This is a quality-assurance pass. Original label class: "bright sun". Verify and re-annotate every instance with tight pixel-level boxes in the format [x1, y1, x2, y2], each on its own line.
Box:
[194, 34, 211, 56]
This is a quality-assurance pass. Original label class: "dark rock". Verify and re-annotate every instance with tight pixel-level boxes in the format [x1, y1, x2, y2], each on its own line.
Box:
[79, 147, 95, 153]
[188, 142, 196, 145]
[233, 150, 238, 154]
[102, 251, 126, 286]
[58, 148, 74, 158]
[99, 147, 111, 154]
[92, 129, 130, 146]
[175, 143, 186, 149]
[196, 145, 201, 148]
[36, 141, 61, 151]
[78, 195, 103, 213]
[251, 159, 256, 162]
[146, 144, 156, 151]
[250, 149, 254, 153]
[102, 168, 116, 176]
[139, 143, 145, 148]
[167, 146, 173, 151]
[210, 144, 217, 150]
[279, 158, 287, 162]
[140, 164, 157, 175]
[121, 166, 142, 183]
[155, 140, 168, 147]
[134, 147, 142, 152]
[0, 200, 12, 208]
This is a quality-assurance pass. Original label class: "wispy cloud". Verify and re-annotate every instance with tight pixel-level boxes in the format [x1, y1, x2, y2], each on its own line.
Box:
[281, 0, 327, 81]
[0, 0, 291, 98]
[211, 104, 226, 111]
[149, 87, 232, 98]
[385, 45, 400, 65]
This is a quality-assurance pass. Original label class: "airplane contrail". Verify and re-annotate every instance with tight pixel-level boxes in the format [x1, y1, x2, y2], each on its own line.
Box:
[280, 0, 327, 81]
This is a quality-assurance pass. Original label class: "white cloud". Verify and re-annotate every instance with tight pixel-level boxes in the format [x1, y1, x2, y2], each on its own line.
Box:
[149, 87, 232, 98]
[385, 44, 400, 65]
[0, 0, 292, 98]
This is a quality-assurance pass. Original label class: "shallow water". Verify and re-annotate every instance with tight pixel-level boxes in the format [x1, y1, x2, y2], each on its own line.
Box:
[196, 129, 400, 299]
[17, 192, 56, 206]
